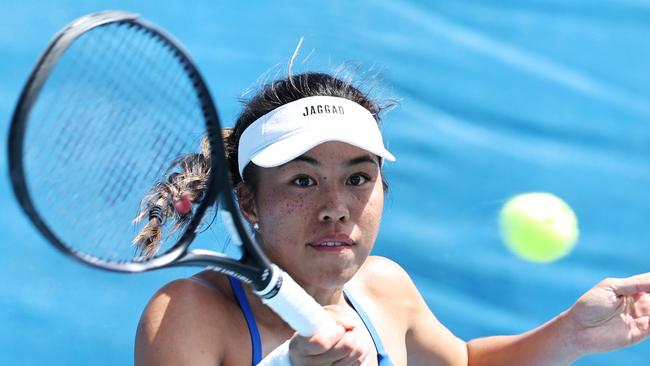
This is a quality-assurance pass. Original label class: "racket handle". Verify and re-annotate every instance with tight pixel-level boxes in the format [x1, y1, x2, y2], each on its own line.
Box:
[255, 266, 372, 366]
[255, 265, 337, 336]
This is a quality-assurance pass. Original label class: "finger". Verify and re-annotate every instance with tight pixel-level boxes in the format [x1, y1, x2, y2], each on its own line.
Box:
[302, 326, 369, 365]
[289, 305, 363, 361]
[631, 316, 650, 344]
[631, 293, 650, 317]
[331, 354, 364, 366]
[635, 316, 650, 333]
[315, 328, 362, 363]
[324, 305, 357, 330]
[330, 335, 372, 366]
[359, 336, 372, 365]
[297, 343, 352, 366]
[329, 325, 372, 366]
[605, 273, 650, 296]
[291, 324, 346, 356]
[331, 338, 365, 366]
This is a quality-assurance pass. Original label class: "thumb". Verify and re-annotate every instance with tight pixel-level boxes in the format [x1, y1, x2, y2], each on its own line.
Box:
[291, 323, 346, 356]
[323, 304, 356, 331]
[608, 273, 650, 296]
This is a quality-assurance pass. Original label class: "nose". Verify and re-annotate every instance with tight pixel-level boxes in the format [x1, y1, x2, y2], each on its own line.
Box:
[318, 186, 350, 223]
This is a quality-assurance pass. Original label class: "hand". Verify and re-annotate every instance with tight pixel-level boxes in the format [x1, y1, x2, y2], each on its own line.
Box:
[288, 304, 372, 366]
[565, 272, 650, 355]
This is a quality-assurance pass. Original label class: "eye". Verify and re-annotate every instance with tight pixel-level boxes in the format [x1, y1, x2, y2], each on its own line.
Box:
[347, 174, 369, 186]
[291, 176, 316, 187]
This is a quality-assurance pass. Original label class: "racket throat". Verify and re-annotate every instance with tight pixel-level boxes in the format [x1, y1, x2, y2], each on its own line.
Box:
[253, 264, 283, 299]
[174, 249, 269, 286]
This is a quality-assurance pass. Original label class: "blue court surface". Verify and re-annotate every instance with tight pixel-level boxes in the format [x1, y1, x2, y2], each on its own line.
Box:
[1, 1, 649, 365]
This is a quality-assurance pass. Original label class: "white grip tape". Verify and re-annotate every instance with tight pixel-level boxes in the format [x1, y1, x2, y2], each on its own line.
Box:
[256, 340, 292, 366]
[255, 266, 336, 336]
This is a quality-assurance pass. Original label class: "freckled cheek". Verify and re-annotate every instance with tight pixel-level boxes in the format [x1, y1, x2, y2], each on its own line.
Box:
[280, 198, 308, 216]
[257, 193, 313, 240]
[261, 191, 311, 218]
[358, 192, 384, 233]
[256, 199, 314, 266]
[360, 203, 382, 229]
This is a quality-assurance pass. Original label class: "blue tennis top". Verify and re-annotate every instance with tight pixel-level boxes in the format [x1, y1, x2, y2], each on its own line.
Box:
[228, 277, 394, 365]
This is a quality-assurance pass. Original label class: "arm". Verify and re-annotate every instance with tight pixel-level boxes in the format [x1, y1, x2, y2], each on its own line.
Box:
[134, 279, 226, 366]
[467, 311, 580, 366]
[468, 273, 650, 365]
[363, 256, 577, 365]
[365, 259, 650, 365]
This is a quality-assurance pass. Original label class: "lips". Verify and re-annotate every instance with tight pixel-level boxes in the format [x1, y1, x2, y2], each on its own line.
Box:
[317, 242, 350, 247]
[309, 233, 354, 249]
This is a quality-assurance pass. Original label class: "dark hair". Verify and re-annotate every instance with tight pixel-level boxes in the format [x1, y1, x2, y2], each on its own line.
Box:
[133, 72, 391, 256]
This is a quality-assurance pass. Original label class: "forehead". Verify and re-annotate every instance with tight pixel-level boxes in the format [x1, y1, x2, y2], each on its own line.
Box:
[286, 141, 380, 165]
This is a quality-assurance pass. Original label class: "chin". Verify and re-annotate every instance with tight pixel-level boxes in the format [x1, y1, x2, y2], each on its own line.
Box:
[271, 244, 371, 289]
[297, 259, 362, 289]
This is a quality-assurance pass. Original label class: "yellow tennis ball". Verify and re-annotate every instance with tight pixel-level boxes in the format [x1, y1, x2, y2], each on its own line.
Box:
[499, 192, 579, 263]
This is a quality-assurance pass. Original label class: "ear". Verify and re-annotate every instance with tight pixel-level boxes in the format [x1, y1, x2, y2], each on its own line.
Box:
[236, 183, 258, 225]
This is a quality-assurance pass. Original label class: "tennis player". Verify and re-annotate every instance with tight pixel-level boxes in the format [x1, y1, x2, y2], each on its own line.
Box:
[135, 72, 650, 365]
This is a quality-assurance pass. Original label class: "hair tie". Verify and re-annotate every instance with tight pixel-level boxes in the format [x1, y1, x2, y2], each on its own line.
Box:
[148, 205, 163, 222]
[174, 191, 193, 216]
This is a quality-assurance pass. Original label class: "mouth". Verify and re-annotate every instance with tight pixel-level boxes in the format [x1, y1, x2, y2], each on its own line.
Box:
[308, 234, 355, 251]
[308, 242, 353, 252]
[316, 242, 351, 247]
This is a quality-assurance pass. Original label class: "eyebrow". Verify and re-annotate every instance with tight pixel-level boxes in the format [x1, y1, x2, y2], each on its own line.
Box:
[346, 155, 379, 167]
[290, 154, 379, 167]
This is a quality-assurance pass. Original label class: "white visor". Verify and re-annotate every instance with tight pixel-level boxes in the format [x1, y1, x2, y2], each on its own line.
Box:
[237, 96, 396, 178]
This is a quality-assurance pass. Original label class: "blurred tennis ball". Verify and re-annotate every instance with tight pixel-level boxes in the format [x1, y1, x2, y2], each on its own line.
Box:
[499, 192, 579, 263]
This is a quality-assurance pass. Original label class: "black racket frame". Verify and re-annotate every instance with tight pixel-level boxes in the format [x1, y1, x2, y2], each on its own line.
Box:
[8, 11, 274, 290]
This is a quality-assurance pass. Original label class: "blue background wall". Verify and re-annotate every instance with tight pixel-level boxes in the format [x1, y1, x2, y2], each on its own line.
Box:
[2, 1, 649, 364]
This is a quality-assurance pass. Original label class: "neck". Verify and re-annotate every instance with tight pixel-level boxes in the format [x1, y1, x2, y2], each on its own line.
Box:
[301, 283, 347, 307]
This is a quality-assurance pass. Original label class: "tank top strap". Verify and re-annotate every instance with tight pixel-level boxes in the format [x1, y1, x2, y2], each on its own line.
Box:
[343, 288, 395, 366]
[228, 276, 262, 365]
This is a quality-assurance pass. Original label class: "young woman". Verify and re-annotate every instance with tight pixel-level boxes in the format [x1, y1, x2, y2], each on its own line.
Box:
[134, 72, 650, 365]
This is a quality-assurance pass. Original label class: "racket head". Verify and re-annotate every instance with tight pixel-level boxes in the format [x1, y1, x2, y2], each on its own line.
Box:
[8, 11, 226, 272]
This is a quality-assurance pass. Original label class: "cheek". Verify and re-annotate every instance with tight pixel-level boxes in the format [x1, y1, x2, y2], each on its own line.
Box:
[362, 190, 384, 229]
[352, 183, 384, 237]
[279, 198, 307, 216]
[367, 179, 385, 213]
[256, 189, 311, 240]
[259, 187, 308, 218]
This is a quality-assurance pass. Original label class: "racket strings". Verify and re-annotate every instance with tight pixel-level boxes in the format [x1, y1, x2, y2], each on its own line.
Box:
[26, 31, 127, 249]
[23, 20, 212, 262]
[48, 32, 144, 251]
[37, 25, 135, 187]
[33, 60, 97, 182]
[55, 26, 134, 169]
[38, 26, 139, 257]
[90, 26, 174, 201]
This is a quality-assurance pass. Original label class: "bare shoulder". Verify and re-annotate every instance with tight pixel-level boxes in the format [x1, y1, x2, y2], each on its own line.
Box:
[342, 256, 422, 364]
[351, 256, 467, 365]
[352, 255, 419, 303]
[358, 255, 408, 276]
[138, 274, 231, 326]
[135, 273, 235, 366]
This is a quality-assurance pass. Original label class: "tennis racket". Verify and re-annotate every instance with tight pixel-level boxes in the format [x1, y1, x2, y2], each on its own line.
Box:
[8, 10, 337, 345]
